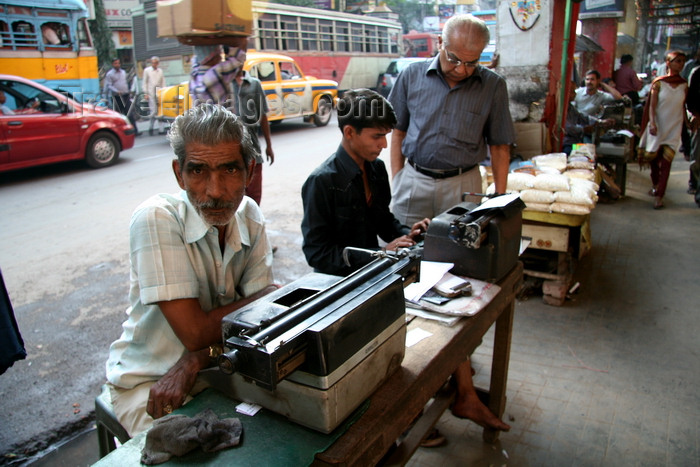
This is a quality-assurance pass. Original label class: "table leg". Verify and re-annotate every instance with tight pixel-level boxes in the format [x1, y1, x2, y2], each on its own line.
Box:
[483, 297, 514, 443]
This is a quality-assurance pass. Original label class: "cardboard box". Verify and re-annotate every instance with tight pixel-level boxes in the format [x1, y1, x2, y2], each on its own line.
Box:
[513, 122, 549, 160]
[157, 0, 253, 38]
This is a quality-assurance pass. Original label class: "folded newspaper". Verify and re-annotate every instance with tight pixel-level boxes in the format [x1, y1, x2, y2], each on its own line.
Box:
[406, 276, 501, 324]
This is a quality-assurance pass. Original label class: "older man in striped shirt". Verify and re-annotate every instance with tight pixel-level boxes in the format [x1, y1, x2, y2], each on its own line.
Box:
[105, 104, 277, 436]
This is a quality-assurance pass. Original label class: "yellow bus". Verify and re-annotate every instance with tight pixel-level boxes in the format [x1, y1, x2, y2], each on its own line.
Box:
[0, 0, 99, 100]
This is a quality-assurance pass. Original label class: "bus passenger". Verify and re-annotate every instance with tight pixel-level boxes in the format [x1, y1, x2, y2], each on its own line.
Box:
[41, 24, 61, 45]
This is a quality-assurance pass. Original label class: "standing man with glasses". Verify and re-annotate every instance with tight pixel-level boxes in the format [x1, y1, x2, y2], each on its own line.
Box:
[387, 14, 512, 433]
[388, 14, 516, 227]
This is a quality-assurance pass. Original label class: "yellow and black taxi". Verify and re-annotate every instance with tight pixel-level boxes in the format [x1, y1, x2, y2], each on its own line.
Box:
[157, 51, 338, 127]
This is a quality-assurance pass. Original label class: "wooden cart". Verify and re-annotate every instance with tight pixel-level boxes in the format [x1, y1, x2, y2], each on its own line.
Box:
[520, 210, 591, 306]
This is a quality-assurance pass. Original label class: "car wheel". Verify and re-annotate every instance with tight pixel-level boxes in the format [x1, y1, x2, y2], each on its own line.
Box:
[86, 132, 120, 168]
[313, 96, 332, 127]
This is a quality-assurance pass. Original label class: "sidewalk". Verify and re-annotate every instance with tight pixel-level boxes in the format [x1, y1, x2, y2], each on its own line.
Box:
[408, 159, 700, 466]
[24, 160, 700, 466]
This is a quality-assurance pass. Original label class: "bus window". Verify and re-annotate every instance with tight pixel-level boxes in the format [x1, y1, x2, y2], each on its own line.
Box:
[1, 21, 8, 48]
[280, 16, 298, 51]
[301, 17, 317, 51]
[320, 20, 333, 52]
[12, 21, 38, 48]
[336, 22, 349, 52]
[351, 24, 362, 53]
[258, 15, 277, 50]
[365, 25, 378, 53]
[76, 18, 92, 48]
[41, 23, 70, 47]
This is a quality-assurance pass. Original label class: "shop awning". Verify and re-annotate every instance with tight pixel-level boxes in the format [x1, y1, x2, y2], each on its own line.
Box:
[616, 32, 636, 46]
[575, 34, 605, 53]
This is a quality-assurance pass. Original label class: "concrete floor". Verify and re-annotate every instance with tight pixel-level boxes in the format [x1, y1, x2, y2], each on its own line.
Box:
[407, 160, 700, 467]
[27, 160, 699, 466]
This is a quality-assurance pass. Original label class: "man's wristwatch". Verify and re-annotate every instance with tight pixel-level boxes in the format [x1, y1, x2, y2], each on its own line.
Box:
[208, 344, 223, 361]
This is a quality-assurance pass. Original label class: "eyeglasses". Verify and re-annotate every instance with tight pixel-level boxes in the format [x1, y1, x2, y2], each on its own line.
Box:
[443, 47, 480, 69]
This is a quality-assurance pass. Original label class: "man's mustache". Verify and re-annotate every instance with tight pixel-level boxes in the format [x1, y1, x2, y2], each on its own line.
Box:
[199, 199, 236, 210]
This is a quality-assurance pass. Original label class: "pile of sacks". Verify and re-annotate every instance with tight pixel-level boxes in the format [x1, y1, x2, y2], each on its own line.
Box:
[487, 150, 598, 215]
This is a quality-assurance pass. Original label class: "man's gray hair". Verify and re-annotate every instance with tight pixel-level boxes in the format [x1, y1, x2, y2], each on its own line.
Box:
[150, 56, 160, 62]
[442, 14, 489, 48]
[168, 104, 258, 169]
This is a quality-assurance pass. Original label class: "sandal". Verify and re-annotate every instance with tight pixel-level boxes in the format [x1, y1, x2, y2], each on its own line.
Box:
[653, 197, 665, 209]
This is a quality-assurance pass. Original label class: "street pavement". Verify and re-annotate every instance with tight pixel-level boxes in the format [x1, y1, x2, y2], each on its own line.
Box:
[0, 118, 332, 465]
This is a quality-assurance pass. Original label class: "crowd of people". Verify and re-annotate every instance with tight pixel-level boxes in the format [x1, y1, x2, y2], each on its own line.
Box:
[563, 49, 699, 209]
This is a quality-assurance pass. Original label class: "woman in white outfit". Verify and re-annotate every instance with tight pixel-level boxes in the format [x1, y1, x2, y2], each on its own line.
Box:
[638, 50, 690, 209]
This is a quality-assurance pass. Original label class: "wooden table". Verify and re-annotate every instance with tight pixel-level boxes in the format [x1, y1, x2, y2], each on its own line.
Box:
[316, 262, 522, 465]
[94, 263, 522, 466]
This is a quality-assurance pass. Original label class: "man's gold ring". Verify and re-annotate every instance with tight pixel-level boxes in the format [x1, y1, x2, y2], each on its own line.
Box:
[163, 404, 173, 414]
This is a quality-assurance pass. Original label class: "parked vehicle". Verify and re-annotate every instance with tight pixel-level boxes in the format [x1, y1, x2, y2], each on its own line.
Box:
[157, 52, 338, 127]
[376, 57, 428, 98]
[0, 74, 135, 172]
[402, 32, 439, 58]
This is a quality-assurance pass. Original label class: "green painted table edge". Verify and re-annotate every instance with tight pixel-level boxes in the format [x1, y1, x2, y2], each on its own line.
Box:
[93, 388, 368, 466]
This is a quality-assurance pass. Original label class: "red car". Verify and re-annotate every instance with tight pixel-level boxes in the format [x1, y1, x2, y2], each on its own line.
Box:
[0, 74, 135, 172]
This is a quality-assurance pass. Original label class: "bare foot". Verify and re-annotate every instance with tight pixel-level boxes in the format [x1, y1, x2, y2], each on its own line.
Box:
[451, 396, 511, 431]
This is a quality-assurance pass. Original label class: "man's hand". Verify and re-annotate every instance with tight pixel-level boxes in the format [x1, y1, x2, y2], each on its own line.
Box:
[409, 218, 431, 240]
[386, 218, 431, 251]
[390, 129, 407, 179]
[266, 146, 275, 165]
[146, 349, 208, 420]
[385, 235, 417, 251]
[200, 47, 223, 67]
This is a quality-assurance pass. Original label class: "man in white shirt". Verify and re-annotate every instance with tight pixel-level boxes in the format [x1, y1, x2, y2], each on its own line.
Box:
[105, 104, 277, 436]
[574, 69, 622, 118]
[142, 56, 166, 135]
